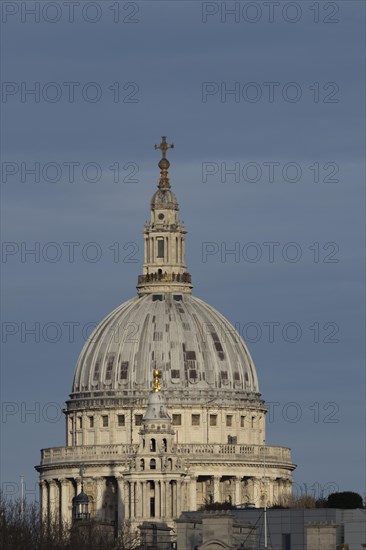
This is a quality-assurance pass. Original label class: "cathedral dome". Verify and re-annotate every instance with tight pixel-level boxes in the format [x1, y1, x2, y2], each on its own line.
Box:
[71, 293, 259, 405]
[70, 137, 261, 409]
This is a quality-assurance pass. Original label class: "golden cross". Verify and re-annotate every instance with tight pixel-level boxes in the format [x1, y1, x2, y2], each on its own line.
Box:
[154, 136, 174, 159]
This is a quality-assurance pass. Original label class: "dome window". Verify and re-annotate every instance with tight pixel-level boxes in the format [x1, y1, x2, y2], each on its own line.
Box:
[92, 360, 101, 382]
[105, 354, 115, 381]
[152, 295, 163, 302]
[221, 371, 228, 384]
[119, 362, 129, 380]
[173, 295, 182, 301]
[189, 369, 197, 381]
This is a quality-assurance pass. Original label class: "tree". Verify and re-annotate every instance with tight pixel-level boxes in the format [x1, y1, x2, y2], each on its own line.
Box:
[199, 499, 235, 511]
[326, 492, 363, 509]
[0, 493, 142, 550]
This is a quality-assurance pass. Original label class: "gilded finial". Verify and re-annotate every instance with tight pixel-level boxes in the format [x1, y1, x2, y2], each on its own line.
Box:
[154, 136, 174, 189]
[153, 367, 161, 392]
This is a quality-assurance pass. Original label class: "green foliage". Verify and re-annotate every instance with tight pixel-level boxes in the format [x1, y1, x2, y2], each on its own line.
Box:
[326, 492, 363, 509]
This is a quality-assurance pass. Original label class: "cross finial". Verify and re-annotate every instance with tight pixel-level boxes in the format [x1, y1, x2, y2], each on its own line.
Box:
[154, 136, 174, 159]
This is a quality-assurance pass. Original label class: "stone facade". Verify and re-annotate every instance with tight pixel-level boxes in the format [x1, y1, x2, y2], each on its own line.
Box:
[35, 138, 295, 536]
[177, 509, 366, 550]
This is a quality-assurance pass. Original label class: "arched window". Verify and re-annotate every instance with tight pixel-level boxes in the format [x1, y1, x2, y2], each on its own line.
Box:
[162, 438, 167, 452]
[150, 459, 156, 470]
[140, 459, 145, 471]
[150, 439, 156, 452]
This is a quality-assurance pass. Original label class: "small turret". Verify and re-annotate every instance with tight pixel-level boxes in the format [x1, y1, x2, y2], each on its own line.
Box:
[140, 368, 174, 454]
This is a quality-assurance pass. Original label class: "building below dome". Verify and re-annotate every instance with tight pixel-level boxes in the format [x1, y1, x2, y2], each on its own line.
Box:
[35, 137, 296, 538]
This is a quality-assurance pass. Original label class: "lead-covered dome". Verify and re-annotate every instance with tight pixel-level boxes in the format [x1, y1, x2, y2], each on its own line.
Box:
[150, 188, 178, 210]
[71, 293, 259, 405]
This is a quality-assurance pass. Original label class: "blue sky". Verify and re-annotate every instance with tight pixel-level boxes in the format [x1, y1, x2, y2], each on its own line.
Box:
[1, 1, 365, 503]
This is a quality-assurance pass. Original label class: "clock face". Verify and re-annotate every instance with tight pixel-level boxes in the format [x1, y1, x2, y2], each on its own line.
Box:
[158, 213, 165, 220]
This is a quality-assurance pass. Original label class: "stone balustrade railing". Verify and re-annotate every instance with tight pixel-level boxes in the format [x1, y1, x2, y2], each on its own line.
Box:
[137, 271, 192, 285]
[40, 444, 139, 464]
[40, 443, 291, 465]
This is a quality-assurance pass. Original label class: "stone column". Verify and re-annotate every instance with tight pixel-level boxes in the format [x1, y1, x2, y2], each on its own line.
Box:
[131, 482, 136, 518]
[161, 481, 166, 519]
[182, 478, 189, 512]
[189, 476, 197, 511]
[40, 481, 48, 523]
[95, 477, 105, 519]
[60, 479, 71, 526]
[234, 477, 241, 506]
[182, 237, 186, 263]
[155, 481, 160, 518]
[143, 481, 149, 519]
[116, 477, 125, 526]
[246, 477, 255, 505]
[82, 412, 87, 446]
[125, 482, 131, 519]
[178, 237, 181, 265]
[176, 480, 182, 516]
[48, 480, 59, 523]
[138, 481, 144, 518]
[172, 481, 177, 518]
[213, 476, 220, 503]
[135, 481, 142, 518]
[165, 481, 171, 518]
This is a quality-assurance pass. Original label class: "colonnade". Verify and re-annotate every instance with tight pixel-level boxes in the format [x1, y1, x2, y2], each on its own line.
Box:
[39, 474, 292, 527]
